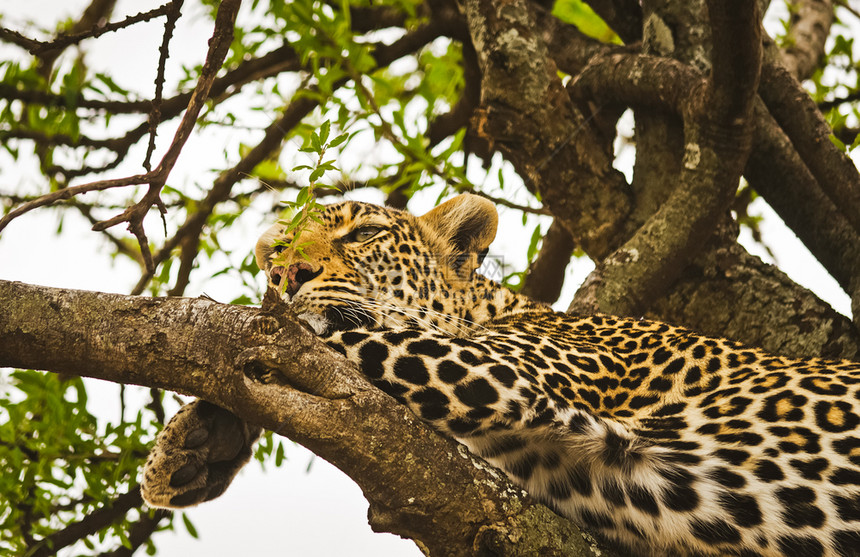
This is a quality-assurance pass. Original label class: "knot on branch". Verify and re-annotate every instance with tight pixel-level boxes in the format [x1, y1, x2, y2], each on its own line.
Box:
[472, 505, 610, 557]
[242, 313, 282, 343]
[474, 521, 523, 555]
[236, 343, 355, 401]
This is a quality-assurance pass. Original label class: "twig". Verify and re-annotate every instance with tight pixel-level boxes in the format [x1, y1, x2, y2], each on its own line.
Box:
[836, 0, 860, 19]
[28, 485, 146, 557]
[0, 4, 174, 56]
[0, 174, 149, 234]
[464, 189, 549, 216]
[0, 27, 41, 51]
[144, 0, 184, 171]
[90, 0, 241, 272]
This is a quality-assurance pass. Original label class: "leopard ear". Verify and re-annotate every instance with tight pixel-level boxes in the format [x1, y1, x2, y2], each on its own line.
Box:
[419, 194, 498, 275]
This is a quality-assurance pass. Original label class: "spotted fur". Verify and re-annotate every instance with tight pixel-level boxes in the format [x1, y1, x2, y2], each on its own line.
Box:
[146, 194, 860, 556]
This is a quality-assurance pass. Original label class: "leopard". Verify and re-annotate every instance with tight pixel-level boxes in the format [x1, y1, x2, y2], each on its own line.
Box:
[142, 193, 860, 556]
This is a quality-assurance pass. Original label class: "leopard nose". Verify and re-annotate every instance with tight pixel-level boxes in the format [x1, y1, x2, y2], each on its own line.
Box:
[269, 266, 285, 287]
[286, 262, 322, 297]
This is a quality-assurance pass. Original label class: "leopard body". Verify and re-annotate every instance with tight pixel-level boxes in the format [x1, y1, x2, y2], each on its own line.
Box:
[144, 194, 860, 556]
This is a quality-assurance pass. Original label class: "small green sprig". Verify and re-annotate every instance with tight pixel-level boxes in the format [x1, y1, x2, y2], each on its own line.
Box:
[274, 120, 349, 264]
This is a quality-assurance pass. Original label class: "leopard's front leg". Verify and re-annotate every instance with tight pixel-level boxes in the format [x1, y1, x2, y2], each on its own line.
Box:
[141, 400, 262, 508]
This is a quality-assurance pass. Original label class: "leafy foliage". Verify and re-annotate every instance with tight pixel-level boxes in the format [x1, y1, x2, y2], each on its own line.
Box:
[0, 371, 162, 554]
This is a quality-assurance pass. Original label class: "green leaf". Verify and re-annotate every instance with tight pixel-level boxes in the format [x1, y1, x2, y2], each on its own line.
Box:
[829, 134, 846, 152]
[329, 132, 349, 148]
[527, 224, 543, 261]
[552, 0, 621, 44]
[309, 167, 326, 182]
[318, 119, 331, 145]
[275, 441, 285, 466]
[182, 513, 199, 539]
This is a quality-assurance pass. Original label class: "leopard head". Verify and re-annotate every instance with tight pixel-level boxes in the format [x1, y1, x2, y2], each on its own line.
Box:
[255, 194, 503, 335]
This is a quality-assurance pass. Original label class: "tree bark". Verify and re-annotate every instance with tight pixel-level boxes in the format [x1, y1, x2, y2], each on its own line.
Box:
[0, 279, 612, 557]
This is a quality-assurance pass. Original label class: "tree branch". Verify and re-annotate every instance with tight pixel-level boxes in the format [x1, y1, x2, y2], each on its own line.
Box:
[143, 0, 184, 171]
[645, 223, 860, 361]
[520, 220, 577, 305]
[758, 56, 860, 239]
[564, 45, 860, 325]
[0, 280, 607, 557]
[571, 0, 761, 315]
[779, 0, 834, 81]
[0, 173, 150, 234]
[97, 508, 170, 557]
[745, 99, 860, 307]
[461, 0, 632, 260]
[29, 484, 145, 557]
[87, 0, 239, 272]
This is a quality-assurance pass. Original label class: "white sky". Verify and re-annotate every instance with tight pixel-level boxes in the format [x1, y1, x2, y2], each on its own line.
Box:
[0, 1, 856, 556]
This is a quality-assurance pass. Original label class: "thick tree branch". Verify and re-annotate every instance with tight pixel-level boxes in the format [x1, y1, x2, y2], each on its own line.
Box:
[0, 280, 607, 557]
[745, 100, 860, 309]
[462, 0, 632, 260]
[565, 49, 860, 321]
[348, 4, 408, 32]
[646, 224, 860, 361]
[571, 0, 761, 316]
[758, 56, 860, 239]
[540, 7, 617, 76]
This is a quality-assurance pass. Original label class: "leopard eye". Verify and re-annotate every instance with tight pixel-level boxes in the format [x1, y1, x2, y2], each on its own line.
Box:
[272, 237, 294, 254]
[347, 226, 383, 243]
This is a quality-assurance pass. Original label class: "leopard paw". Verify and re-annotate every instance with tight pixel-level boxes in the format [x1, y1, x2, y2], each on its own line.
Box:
[141, 400, 262, 508]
